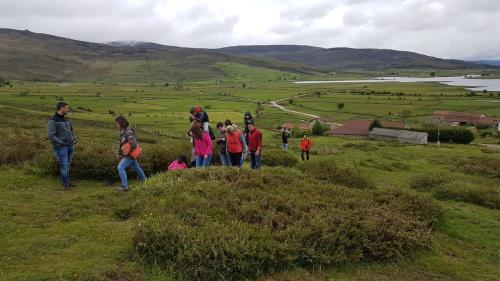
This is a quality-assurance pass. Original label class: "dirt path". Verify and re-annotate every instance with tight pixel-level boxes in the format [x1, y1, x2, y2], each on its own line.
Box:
[269, 95, 343, 126]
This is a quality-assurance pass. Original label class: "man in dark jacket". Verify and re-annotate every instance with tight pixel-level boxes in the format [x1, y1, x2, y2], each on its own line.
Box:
[48, 102, 77, 190]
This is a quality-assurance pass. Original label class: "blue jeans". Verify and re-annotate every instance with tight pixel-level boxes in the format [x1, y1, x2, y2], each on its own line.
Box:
[196, 155, 212, 168]
[118, 157, 146, 188]
[53, 146, 73, 186]
[219, 152, 230, 166]
[250, 152, 261, 169]
[282, 143, 288, 151]
[240, 151, 247, 166]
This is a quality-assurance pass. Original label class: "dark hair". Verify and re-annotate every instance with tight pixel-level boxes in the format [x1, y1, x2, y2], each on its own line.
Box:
[216, 122, 224, 129]
[178, 155, 188, 164]
[190, 125, 202, 140]
[56, 102, 68, 111]
[115, 116, 129, 129]
[224, 119, 233, 126]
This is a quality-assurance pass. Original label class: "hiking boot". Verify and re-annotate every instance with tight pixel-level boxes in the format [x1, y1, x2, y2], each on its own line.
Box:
[62, 184, 70, 191]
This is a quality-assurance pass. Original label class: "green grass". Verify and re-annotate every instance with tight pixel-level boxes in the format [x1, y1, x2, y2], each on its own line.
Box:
[0, 78, 499, 280]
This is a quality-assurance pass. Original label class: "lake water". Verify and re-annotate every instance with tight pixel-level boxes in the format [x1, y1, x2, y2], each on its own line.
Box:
[294, 76, 500, 91]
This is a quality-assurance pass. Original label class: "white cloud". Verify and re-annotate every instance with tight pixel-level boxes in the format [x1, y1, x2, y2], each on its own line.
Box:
[0, 0, 499, 59]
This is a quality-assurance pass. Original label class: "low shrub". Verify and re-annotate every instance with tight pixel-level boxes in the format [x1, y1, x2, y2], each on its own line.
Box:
[435, 181, 500, 209]
[0, 130, 47, 165]
[409, 173, 450, 192]
[39, 140, 191, 181]
[458, 157, 500, 179]
[409, 174, 500, 209]
[297, 159, 376, 189]
[133, 168, 440, 281]
[261, 149, 298, 167]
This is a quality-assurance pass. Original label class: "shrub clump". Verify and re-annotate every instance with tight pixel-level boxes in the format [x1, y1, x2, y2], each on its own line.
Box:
[39, 140, 191, 181]
[297, 159, 376, 189]
[0, 130, 47, 165]
[409, 173, 500, 209]
[261, 148, 298, 167]
[133, 168, 439, 281]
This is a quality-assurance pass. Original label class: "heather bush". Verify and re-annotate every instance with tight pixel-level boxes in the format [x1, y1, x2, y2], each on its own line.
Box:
[132, 168, 439, 281]
[297, 159, 376, 189]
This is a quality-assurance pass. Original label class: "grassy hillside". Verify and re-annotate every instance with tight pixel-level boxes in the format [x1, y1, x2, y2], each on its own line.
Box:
[218, 45, 492, 71]
[0, 29, 318, 82]
[0, 77, 499, 280]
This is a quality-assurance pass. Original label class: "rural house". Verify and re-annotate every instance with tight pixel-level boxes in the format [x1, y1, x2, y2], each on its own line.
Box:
[433, 111, 500, 128]
[328, 119, 373, 137]
[369, 128, 428, 144]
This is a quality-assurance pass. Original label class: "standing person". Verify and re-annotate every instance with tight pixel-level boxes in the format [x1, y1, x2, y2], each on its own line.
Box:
[168, 155, 189, 171]
[191, 125, 212, 168]
[216, 122, 230, 166]
[243, 111, 254, 144]
[281, 130, 290, 151]
[48, 102, 77, 191]
[226, 125, 247, 167]
[190, 106, 210, 132]
[115, 116, 146, 192]
[247, 121, 263, 169]
[300, 135, 313, 161]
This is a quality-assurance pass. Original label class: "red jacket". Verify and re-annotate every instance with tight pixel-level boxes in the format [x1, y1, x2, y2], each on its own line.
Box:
[226, 130, 244, 153]
[300, 138, 312, 151]
[248, 128, 263, 152]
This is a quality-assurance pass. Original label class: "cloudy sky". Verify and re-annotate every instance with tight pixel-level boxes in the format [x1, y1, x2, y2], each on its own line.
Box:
[1, 0, 499, 59]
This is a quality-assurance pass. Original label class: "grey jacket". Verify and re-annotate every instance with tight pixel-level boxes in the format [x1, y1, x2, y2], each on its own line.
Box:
[47, 113, 76, 147]
[118, 128, 138, 157]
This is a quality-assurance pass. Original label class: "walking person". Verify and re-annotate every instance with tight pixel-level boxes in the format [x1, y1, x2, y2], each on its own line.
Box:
[226, 125, 247, 167]
[191, 125, 213, 168]
[300, 135, 313, 161]
[281, 130, 290, 151]
[247, 121, 263, 169]
[216, 122, 230, 166]
[115, 116, 146, 192]
[48, 102, 77, 191]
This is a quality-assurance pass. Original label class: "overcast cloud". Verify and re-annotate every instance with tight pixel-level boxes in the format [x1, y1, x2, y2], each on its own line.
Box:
[0, 0, 499, 59]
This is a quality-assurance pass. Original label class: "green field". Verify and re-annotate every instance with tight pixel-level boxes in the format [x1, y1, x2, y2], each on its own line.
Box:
[0, 78, 499, 281]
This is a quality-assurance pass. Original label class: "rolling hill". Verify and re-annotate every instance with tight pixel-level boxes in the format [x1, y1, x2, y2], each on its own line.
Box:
[0, 29, 317, 82]
[218, 45, 490, 71]
[0, 28, 494, 82]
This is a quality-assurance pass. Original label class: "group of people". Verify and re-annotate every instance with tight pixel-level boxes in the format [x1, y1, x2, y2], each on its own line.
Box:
[48, 102, 313, 192]
[184, 108, 263, 170]
[47, 103, 264, 192]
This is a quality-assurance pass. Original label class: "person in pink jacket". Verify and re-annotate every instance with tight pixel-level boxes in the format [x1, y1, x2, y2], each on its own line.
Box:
[168, 155, 189, 171]
[190, 125, 213, 168]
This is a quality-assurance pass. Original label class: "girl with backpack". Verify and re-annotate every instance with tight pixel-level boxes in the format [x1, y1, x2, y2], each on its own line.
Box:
[115, 116, 146, 192]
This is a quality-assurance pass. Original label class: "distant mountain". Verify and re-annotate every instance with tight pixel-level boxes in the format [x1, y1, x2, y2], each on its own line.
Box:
[471, 60, 500, 67]
[0, 28, 494, 82]
[0, 29, 317, 82]
[218, 45, 490, 71]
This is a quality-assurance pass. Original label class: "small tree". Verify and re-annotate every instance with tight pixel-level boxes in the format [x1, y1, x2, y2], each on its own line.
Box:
[312, 120, 324, 135]
[369, 119, 382, 131]
[401, 109, 412, 128]
[337, 103, 345, 111]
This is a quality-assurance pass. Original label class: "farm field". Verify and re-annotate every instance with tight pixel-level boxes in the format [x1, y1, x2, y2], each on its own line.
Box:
[0, 79, 499, 281]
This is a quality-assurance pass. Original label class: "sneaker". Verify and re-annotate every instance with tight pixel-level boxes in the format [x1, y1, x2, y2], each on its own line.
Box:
[62, 184, 70, 191]
[114, 186, 128, 192]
